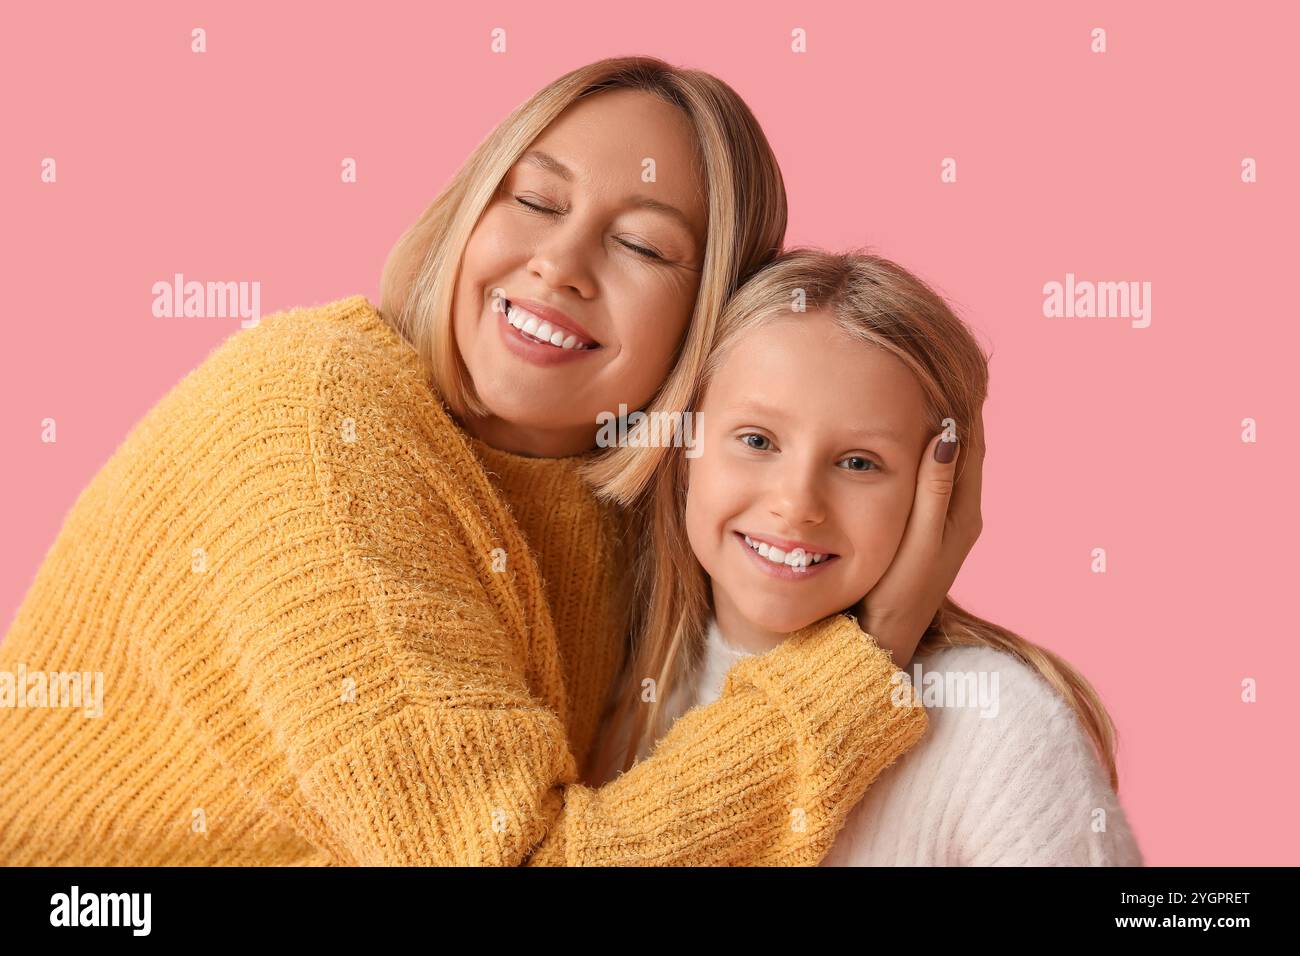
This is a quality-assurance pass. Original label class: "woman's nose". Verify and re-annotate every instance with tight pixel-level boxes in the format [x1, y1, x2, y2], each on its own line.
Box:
[527, 225, 598, 299]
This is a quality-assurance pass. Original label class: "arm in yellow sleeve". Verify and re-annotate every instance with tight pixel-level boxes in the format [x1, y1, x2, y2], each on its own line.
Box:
[186, 308, 928, 865]
[291, 605, 926, 866]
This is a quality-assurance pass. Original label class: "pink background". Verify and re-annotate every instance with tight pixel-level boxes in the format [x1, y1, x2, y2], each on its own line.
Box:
[2, 1, 1296, 865]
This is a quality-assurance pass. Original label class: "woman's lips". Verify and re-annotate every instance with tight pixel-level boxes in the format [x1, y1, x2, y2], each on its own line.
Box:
[507, 297, 600, 347]
[734, 531, 839, 582]
[497, 304, 601, 367]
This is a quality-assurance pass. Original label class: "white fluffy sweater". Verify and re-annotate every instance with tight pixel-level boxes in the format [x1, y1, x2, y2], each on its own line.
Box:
[644, 617, 1145, 866]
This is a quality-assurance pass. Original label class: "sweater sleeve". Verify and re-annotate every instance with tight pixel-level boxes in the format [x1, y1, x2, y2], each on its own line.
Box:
[302, 614, 928, 866]
[184, 311, 928, 866]
[957, 658, 1143, 867]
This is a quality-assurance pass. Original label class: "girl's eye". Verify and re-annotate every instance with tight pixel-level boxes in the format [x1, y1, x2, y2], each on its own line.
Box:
[739, 433, 771, 451]
[840, 455, 879, 472]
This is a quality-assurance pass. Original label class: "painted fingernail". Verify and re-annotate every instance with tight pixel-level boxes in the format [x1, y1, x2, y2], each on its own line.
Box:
[935, 437, 957, 463]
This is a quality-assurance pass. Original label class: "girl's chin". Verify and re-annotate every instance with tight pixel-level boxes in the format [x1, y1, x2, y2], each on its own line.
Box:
[718, 560, 844, 633]
[730, 604, 825, 639]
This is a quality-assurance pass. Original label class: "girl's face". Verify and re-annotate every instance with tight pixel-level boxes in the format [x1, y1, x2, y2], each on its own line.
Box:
[453, 87, 709, 458]
[684, 310, 934, 651]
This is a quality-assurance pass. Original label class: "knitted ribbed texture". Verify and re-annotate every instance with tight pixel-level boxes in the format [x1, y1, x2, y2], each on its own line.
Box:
[660, 619, 1144, 866]
[0, 294, 928, 866]
[464, 434, 634, 777]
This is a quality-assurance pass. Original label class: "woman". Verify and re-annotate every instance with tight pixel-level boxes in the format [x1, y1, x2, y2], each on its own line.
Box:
[0, 57, 981, 865]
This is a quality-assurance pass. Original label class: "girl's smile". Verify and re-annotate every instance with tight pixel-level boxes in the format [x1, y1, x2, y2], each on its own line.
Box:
[734, 530, 840, 581]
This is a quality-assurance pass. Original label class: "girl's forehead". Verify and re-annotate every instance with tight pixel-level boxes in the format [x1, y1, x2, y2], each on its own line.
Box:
[701, 318, 931, 451]
[711, 313, 865, 379]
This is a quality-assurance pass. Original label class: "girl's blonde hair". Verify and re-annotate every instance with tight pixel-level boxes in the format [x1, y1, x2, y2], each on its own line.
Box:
[378, 55, 788, 502]
[595, 247, 1124, 793]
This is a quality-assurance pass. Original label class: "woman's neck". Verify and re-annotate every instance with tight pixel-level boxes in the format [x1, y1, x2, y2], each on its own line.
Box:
[458, 411, 598, 459]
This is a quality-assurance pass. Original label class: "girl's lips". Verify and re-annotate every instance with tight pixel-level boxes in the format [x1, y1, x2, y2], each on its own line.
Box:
[496, 304, 602, 368]
[733, 531, 838, 582]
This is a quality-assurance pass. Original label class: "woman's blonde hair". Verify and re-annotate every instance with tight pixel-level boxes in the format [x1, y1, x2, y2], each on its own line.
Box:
[379, 55, 788, 501]
[595, 247, 1125, 793]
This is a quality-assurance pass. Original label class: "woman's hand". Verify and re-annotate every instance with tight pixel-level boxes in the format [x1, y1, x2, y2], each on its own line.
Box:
[853, 410, 986, 670]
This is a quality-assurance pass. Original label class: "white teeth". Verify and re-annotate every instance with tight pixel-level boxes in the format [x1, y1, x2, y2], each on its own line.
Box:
[742, 534, 829, 569]
[506, 303, 593, 350]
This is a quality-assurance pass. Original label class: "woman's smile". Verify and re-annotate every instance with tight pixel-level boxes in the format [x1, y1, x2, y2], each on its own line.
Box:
[495, 299, 604, 368]
[446, 84, 719, 458]
[506, 297, 601, 348]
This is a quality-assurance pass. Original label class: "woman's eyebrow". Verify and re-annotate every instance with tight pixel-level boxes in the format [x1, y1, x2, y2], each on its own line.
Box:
[522, 149, 698, 235]
[629, 195, 697, 233]
[523, 150, 575, 182]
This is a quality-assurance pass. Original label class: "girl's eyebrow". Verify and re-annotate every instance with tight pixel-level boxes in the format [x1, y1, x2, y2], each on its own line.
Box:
[727, 398, 909, 447]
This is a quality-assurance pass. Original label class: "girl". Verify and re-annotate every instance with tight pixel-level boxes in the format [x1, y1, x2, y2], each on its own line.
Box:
[592, 248, 1143, 866]
[0, 59, 973, 866]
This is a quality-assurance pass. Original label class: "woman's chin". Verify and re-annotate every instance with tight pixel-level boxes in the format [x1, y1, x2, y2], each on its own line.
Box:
[475, 382, 579, 429]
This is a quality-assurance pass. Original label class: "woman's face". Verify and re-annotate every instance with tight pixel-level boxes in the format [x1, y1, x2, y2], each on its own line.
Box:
[453, 88, 709, 458]
[684, 311, 934, 652]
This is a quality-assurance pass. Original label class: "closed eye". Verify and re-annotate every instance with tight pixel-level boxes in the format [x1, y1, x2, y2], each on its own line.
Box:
[619, 240, 664, 261]
[515, 196, 562, 216]
[514, 196, 666, 262]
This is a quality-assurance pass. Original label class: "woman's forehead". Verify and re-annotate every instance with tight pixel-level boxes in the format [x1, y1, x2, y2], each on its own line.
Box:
[523, 91, 707, 226]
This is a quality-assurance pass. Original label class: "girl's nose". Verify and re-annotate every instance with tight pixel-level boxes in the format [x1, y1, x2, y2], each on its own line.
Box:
[768, 462, 826, 526]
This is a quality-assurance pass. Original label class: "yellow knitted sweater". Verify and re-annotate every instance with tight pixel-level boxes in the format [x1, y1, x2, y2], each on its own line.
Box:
[0, 294, 928, 866]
